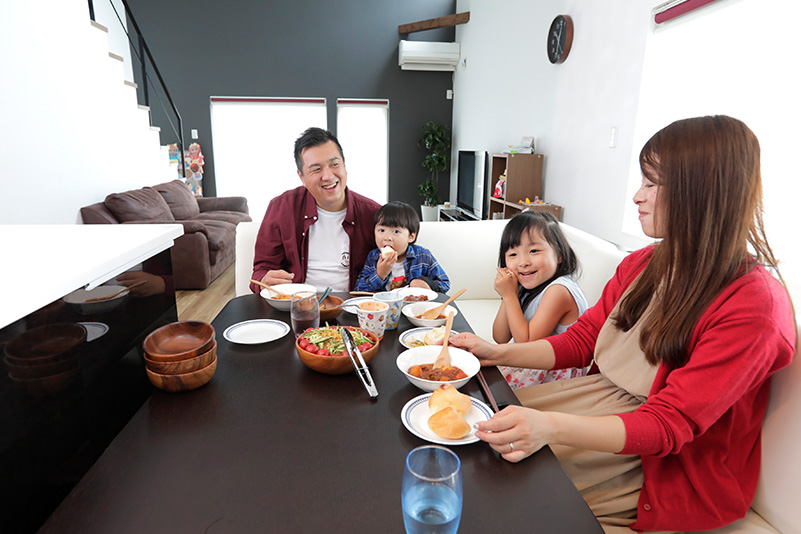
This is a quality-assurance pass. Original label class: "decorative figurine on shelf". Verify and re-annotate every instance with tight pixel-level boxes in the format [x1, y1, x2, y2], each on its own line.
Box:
[493, 170, 507, 198]
[184, 142, 204, 197]
[168, 143, 184, 180]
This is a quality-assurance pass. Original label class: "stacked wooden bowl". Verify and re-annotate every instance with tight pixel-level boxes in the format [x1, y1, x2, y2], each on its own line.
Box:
[3, 323, 86, 395]
[142, 321, 217, 392]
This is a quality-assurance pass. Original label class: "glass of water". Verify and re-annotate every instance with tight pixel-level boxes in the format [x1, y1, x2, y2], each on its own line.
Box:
[402, 445, 462, 534]
[290, 291, 319, 338]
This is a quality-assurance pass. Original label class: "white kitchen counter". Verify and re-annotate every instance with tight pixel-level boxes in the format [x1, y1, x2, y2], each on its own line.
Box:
[0, 224, 184, 329]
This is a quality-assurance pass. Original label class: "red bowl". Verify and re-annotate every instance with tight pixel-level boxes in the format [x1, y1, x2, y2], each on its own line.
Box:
[295, 327, 379, 375]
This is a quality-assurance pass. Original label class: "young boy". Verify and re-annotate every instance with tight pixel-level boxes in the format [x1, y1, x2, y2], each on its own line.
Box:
[354, 201, 450, 292]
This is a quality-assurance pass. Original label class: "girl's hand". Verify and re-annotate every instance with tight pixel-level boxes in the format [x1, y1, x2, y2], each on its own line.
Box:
[447, 333, 503, 365]
[494, 268, 518, 299]
[474, 405, 553, 462]
[376, 252, 395, 280]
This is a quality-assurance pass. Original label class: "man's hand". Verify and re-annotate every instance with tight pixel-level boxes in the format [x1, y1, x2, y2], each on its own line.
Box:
[262, 270, 295, 286]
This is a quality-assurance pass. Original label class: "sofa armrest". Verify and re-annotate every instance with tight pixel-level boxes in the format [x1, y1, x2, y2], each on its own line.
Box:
[197, 196, 249, 214]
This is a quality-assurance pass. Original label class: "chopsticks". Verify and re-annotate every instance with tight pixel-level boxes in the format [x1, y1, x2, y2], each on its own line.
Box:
[476, 369, 500, 413]
[349, 291, 374, 296]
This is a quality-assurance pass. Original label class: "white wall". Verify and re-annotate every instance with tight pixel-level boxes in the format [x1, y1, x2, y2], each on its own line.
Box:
[452, 0, 653, 251]
[0, 0, 173, 224]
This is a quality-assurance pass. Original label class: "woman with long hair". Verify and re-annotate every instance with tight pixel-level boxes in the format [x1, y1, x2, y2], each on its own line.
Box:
[450, 116, 796, 533]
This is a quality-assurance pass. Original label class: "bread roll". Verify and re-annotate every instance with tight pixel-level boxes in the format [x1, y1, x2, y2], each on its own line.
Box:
[429, 384, 471, 416]
[381, 246, 394, 258]
[428, 407, 471, 439]
[423, 326, 446, 345]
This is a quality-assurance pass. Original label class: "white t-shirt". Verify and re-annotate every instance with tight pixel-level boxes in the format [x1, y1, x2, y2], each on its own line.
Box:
[305, 206, 350, 292]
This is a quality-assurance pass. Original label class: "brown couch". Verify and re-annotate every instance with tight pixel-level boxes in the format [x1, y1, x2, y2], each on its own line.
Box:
[80, 180, 251, 289]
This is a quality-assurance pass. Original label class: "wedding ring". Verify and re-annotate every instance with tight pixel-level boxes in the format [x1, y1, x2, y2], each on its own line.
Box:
[507, 272, 513, 278]
[509, 442, 515, 452]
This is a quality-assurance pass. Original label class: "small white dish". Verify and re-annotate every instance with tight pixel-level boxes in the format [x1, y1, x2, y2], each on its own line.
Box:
[399, 327, 460, 349]
[259, 283, 316, 311]
[401, 393, 492, 446]
[77, 322, 109, 342]
[223, 319, 290, 344]
[397, 345, 480, 392]
[396, 287, 438, 305]
[341, 296, 375, 314]
[401, 302, 459, 328]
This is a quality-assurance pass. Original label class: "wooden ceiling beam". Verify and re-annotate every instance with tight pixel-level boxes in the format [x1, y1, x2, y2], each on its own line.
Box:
[398, 11, 470, 34]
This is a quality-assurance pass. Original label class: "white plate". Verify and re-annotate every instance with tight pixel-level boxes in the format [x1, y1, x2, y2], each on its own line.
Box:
[396, 287, 438, 305]
[399, 327, 460, 349]
[401, 393, 492, 446]
[77, 322, 109, 342]
[223, 319, 290, 344]
[341, 296, 375, 314]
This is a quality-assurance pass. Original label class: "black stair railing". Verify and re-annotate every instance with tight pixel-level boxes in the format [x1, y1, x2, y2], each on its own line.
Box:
[88, 0, 186, 175]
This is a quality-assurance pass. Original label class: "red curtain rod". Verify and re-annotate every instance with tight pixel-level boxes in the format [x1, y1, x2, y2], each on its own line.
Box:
[654, 0, 719, 24]
[210, 97, 325, 104]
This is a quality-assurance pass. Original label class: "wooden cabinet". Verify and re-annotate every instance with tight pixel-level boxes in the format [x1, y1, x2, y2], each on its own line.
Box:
[487, 153, 560, 219]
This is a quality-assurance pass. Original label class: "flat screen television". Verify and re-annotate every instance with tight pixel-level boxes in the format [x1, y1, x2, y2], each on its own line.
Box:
[456, 150, 488, 219]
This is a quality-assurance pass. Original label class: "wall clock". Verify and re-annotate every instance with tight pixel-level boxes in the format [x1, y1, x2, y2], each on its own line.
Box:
[547, 14, 574, 64]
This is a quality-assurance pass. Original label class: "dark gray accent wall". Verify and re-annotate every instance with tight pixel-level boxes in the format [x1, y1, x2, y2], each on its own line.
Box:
[126, 0, 456, 210]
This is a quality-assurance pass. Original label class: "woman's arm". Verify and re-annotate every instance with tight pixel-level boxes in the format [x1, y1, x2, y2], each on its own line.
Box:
[475, 405, 626, 462]
[448, 333, 556, 370]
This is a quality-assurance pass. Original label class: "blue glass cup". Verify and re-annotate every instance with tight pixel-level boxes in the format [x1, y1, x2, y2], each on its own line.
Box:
[402, 445, 462, 534]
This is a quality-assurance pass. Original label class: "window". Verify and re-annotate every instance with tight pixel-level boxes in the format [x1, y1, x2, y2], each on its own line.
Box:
[336, 99, 390, 204]
[210, 97, 327, 221]
[625, 0, 801, 298]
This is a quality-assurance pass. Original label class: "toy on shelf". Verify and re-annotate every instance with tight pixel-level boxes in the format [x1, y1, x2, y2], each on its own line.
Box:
[519, 196, 545, 206]
[493, 170, 507, 198]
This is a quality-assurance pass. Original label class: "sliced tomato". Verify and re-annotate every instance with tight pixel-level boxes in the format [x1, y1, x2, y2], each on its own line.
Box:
[357, 342, 373, 352]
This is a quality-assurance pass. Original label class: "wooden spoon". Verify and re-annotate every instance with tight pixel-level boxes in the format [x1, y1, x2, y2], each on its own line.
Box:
[250, 279, 293, 299]
[433, 312, 455, 370]
[417, 288, 466, 320]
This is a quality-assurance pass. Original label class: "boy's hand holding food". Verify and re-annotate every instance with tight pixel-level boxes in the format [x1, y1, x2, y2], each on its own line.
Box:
[376, 247, 396, 280]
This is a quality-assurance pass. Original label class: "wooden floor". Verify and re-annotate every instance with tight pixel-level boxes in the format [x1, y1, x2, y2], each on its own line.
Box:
[175, 263, 236, 324]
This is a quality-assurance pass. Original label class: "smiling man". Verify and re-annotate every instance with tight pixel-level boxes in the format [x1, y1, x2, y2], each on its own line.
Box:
[250, 127, 380, 293]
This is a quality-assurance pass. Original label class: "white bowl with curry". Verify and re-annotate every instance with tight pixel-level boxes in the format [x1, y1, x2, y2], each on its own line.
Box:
[396, 345, 480, 392]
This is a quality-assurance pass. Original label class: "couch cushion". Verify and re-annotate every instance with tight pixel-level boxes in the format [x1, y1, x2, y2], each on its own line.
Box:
[192, 211, 252, 225]
[201, 220, 236, 265]
[154, 180, 200, 220]
[104, 187, 175, 223]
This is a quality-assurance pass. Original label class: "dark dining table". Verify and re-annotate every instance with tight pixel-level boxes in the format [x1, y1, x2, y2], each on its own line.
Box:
[40, 293, 603, 533]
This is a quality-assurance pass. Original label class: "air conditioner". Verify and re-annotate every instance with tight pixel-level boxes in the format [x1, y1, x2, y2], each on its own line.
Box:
[398, 40, 460, 71]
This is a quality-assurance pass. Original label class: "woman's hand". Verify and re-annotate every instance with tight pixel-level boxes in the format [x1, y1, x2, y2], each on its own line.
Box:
[447, 332, 504, 365]
[474, 405, 554, 462]
[494, 268, 518, 299]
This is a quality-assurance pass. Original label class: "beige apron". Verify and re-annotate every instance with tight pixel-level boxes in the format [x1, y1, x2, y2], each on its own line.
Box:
[515, 296, 677, 534]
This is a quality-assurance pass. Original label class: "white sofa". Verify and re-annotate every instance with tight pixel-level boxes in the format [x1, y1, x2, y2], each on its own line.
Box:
[235, 219, 799, 533]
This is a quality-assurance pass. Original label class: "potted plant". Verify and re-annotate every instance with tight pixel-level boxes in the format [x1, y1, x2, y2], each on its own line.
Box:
[417, 121, 450, 221]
